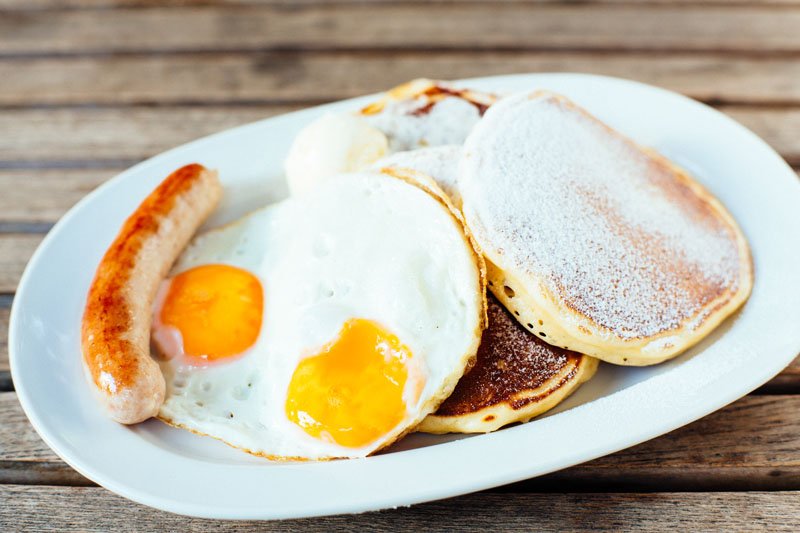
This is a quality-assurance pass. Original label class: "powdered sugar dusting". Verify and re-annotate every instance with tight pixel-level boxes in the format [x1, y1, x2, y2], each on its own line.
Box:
[364, 85, 489, 152]
[372, 145, 462, 204]
[460, 92, 743, 340]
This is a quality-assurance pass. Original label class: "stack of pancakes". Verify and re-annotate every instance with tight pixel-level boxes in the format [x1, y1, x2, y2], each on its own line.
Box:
[303, 80, 754, 433]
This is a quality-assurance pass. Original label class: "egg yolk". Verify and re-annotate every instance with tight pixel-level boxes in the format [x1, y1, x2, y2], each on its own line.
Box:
[159, 264, 263, 361]
[285, 319, 416, 448]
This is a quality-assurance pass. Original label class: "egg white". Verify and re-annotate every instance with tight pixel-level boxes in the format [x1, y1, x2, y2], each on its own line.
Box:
[157, 171, 484, 460]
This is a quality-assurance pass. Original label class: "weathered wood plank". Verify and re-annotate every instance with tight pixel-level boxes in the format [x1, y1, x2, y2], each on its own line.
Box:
[0, 169, 113, 223]
[0, 235, 42, 293]
[6, 0, 800, 10]
[783, 357, 800, 376]
[0, 106, 297, 164]
[6, 52, 800, 107]
[722, 107, 800, 163]
[0, 307, 8, 373]
[3, 393, 800, 488]
[3, 5, 800, 55]
[1, 392, 57, 462]
[764, 354, 800, 392]
[0, 297, 9, 390]
[1, 485, 798, 531]
[5, 1, 800, 11]
[0, 106, 798, 165]
[545, 393, 800, 491]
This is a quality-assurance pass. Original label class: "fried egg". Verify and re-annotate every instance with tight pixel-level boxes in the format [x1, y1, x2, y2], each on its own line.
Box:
[284, 79, 495, 197]
[152, 170, 485, 460]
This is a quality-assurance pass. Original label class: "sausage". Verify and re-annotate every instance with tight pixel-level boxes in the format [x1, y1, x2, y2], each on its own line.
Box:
[81, 164, 222, 424]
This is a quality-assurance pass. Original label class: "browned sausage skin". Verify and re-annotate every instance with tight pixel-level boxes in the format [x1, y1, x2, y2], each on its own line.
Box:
[82, 164, 222, 424]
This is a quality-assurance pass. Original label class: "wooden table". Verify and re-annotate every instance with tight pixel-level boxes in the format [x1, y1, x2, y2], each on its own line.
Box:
[1, 1, 799, 530]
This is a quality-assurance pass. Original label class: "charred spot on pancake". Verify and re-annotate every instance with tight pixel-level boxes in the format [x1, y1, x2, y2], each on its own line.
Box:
[484, 415, 495, 422]
[503, 285, 515, 298]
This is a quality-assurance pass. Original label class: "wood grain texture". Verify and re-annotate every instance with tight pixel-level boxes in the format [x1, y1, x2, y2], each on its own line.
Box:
[0, 308, 8, 373]
[0, 235, 42, 293]
[6, 52, 800, 106]
[0, 169, 114, 222]
[548, 394, 800, 491]
[3, 393, 800, 488]
[1, 106, 800, 165]
[0, 390, 90, 483]
[3, 5, 800, 55]
[1, 485, 799, 531]
[766, 355, 800, 392]
[0, 106, 297, 164]
[0, 392, 56, 462]
[5, 1, 800, 10]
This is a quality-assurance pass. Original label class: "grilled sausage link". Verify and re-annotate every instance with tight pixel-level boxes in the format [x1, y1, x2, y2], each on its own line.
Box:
[82, 164, 222, 424]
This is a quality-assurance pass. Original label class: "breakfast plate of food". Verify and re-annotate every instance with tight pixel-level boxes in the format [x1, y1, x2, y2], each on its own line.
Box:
[9, 73, 800, 519]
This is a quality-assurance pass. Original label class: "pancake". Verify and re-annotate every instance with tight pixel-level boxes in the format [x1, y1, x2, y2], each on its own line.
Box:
[372, 145, 462, 206]
[459, 91, 753, 366]
[418, 294, 598, 434]
[361, 79, 496, 152]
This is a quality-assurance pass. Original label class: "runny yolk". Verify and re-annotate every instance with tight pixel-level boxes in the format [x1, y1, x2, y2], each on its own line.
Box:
[159, 264, 263, 362]
[285, 319, 416, 448]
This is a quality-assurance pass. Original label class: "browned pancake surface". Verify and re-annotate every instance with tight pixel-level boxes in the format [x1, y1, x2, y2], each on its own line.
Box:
[435, 294, 581, 417]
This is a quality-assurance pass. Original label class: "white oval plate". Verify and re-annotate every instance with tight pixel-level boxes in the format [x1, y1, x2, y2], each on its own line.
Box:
[10, 74, 800, 520]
